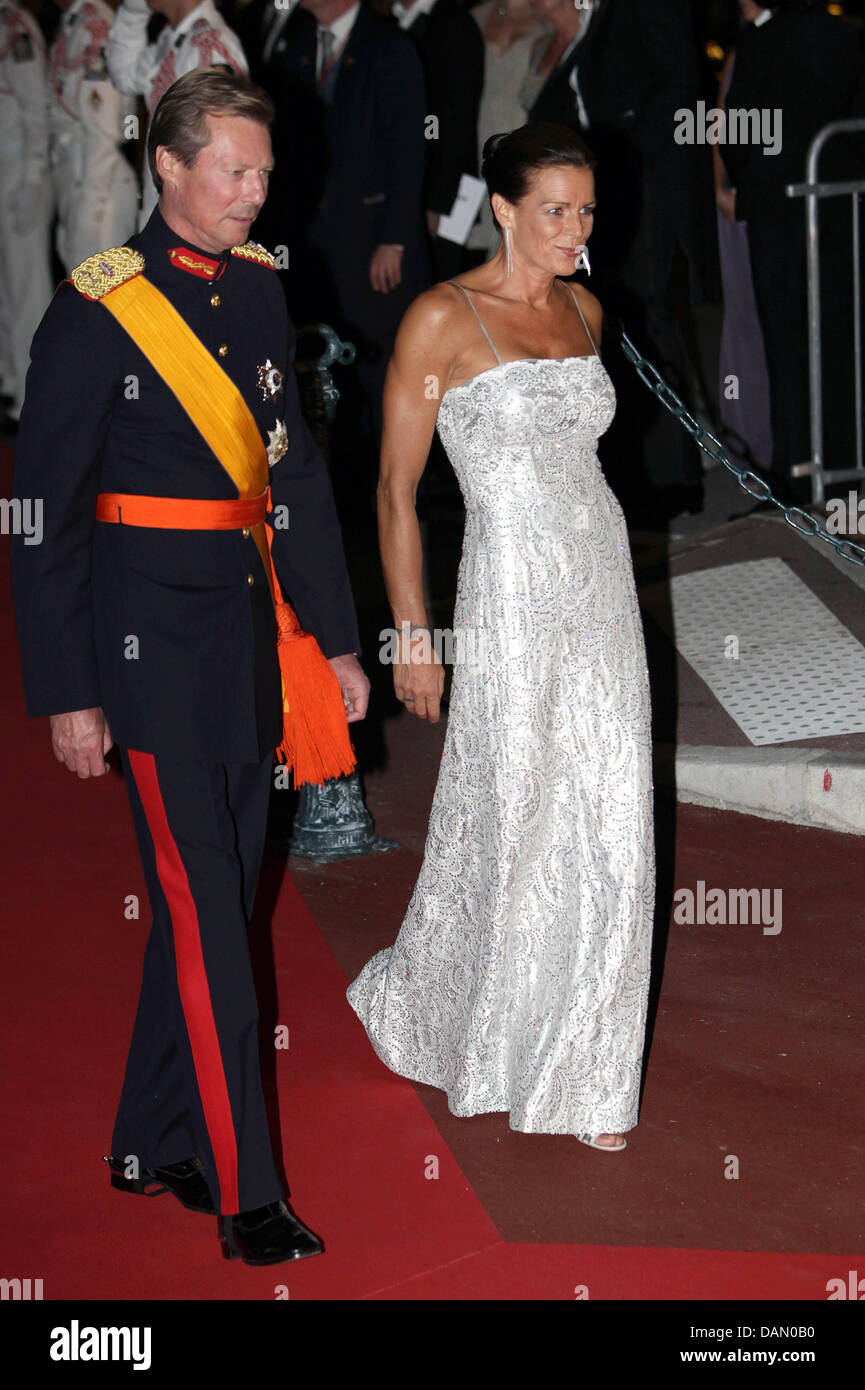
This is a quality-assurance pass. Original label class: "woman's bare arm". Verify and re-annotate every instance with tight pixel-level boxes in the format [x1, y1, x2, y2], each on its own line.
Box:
[378, 287, 457, 723]
[714, 50, 737, 220]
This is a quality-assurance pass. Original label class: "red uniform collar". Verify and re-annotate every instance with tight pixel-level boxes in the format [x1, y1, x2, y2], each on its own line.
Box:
[166, 245, 228, 281]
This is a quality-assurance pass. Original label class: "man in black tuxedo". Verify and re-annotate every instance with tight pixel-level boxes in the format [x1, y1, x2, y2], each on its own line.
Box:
[261, 0, 428, 450]
[391, 0, 484, 282]
[530, 0, 709, 516]
[11, 70, 367, 1266]
[230, 0, 303, 76]
[723, 0, 865, 496]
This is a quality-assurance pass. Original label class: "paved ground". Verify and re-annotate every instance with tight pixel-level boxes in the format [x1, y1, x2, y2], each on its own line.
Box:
[645, 464, 865, 756]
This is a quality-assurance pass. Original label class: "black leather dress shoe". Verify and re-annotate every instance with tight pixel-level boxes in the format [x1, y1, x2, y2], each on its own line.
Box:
[104, 1154, 215, 1214]
[219, 1200, 324, 1266]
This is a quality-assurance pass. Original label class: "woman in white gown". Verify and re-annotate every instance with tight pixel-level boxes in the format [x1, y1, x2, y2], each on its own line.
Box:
[347, 124, 654, 1150]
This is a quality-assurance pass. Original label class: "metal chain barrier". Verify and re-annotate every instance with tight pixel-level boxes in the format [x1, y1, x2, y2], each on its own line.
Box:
[618, 327, 865, 569]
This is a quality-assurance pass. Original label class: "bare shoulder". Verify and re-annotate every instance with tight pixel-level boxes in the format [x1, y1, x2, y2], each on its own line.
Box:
[395, 282, 469, 360]
[405, 281, 467, 329]
[567, 278, 603, 326]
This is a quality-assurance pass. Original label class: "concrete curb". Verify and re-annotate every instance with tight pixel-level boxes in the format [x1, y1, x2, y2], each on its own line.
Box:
[654, 744, 865, 836]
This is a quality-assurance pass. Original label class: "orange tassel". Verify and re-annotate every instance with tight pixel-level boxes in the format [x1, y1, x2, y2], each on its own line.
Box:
[262, 491, 356, 788]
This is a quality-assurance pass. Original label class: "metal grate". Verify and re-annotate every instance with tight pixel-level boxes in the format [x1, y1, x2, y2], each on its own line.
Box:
[667, 558, 865, 745]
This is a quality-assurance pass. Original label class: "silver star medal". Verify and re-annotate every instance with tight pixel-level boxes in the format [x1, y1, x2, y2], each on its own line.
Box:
[267, 419, 288, 467]
[257, 358, 284, 401]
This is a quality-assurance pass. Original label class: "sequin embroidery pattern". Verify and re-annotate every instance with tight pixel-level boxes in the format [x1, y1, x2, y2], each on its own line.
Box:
[347, 354, 655, 1136]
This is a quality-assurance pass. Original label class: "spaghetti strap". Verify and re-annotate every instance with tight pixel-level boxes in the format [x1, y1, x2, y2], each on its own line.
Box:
[448, 280, 503, 366]
[565, 283, 600, 358]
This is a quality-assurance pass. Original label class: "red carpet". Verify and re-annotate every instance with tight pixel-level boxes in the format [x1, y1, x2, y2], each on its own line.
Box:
[1, 787, 857, 1299]
[1, 441, 860, 1299]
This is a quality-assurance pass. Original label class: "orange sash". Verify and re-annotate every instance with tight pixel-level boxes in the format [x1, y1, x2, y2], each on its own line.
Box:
[96, 492, 267, 529]
[97, 273, 356, 786]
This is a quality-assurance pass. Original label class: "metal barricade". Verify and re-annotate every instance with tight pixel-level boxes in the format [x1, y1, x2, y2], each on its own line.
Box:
[787, 117, 865, 505]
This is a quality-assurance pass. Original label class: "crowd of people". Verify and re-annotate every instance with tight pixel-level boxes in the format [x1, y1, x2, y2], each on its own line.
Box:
[1, 0, 864, 513]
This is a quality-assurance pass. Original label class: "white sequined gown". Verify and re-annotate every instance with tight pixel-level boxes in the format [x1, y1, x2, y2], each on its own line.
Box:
[347, 283, 655, 1136]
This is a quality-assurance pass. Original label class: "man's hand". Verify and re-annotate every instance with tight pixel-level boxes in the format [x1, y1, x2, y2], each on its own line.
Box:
[369, 244, 403, 293]
[425, 210, 441, 238]
[328, 654, 370, 723]
[49, 707, 113, 778]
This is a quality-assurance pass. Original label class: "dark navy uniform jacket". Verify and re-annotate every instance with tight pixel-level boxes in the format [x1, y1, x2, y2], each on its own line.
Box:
[11, 207, 360, 763]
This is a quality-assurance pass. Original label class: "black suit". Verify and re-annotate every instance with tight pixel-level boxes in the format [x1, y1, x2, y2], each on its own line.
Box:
[227, 0, 285, 74]
[527, 41, 580, 131]
[240, 2, 328, 294]
[11, 207, 359, 1215]
[262, 3, 428, 447]
[531, 0, 709, 508]
[405, 0, 484, 281]
[531, 0, 705, 278]
[724, 8, 865, 485]
[723, 9, 865, 224]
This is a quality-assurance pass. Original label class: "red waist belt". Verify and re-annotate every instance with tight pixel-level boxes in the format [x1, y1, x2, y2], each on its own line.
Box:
[93, 485, 356, 788]
[95, 491, 267, 529]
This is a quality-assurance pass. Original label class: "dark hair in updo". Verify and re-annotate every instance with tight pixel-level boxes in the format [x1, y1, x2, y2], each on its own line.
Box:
[481, 122, 596, 231]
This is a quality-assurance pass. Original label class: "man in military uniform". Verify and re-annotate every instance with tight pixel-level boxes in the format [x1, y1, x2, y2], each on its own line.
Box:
[107, 0, 247, 223]
[49, 0, 140, 272]
[12, 69, 368, 1266]
[0, 0, 54, 423]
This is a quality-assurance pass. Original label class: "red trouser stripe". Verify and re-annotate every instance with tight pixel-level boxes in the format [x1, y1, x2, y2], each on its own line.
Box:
[127, 751, 240, 1213]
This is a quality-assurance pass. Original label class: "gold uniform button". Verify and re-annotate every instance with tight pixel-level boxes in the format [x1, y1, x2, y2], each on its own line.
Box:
[210, 293, 221, 307]
[241, 526, 250, 538]
[247, 573, 255, 587]
[218, 343, 228, 357]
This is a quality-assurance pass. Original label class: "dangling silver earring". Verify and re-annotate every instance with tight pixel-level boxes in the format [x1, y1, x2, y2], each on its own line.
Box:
[504, 226, 513, 276]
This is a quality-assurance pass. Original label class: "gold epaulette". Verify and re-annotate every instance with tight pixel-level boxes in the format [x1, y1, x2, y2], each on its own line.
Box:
[230, 241, 276, 269]
[70, 247, 145, 301]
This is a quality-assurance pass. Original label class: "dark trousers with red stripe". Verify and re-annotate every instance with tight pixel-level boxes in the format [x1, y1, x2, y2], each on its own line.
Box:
[111, 748, 285, 1215]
